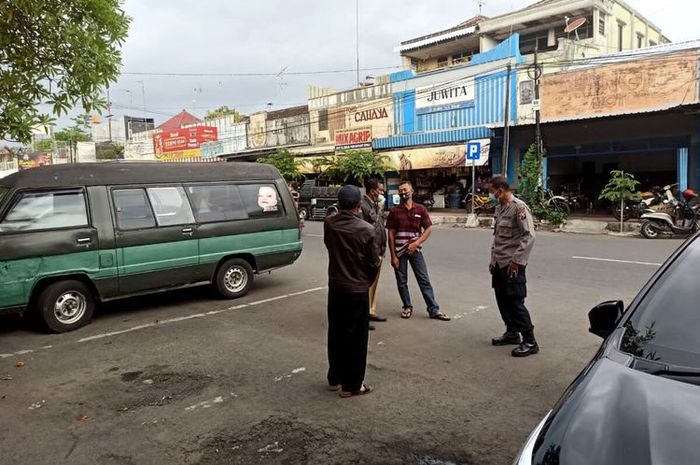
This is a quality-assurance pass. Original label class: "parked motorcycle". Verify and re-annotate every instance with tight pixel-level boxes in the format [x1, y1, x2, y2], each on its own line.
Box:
[640, 187, 700, 239]
[613, 185, 667, 221]
[463, 192, 496, 214]
[413, 192, 435, 211]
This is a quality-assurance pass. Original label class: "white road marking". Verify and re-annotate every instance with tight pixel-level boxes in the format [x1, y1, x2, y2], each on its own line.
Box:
[0, 345, 55, 360]
[572, 256, 662, 267]
[77, 286, 327, 344]
[185, 396, 224, 411]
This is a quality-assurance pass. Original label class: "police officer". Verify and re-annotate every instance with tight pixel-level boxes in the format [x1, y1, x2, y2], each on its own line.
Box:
[488, 176, 538, 357]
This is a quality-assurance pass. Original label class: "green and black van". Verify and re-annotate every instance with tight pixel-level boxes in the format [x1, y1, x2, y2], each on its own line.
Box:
[0, 162, 303, 332]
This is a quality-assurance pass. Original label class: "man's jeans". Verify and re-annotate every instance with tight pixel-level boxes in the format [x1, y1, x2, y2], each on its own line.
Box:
[393, 251, 440, 316]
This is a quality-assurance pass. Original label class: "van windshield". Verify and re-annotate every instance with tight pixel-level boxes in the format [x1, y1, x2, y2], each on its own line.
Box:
[0, 186, 8, 203]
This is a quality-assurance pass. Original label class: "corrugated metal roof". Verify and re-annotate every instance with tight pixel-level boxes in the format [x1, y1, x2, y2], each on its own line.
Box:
[373, 127, 491, 150]
[570, 39, 700, 69]
[395, 26, 476, 53]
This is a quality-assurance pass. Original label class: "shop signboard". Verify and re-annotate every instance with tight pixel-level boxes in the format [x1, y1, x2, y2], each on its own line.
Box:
[541, 50, 697, 121]
[383, 139, 490, 171]
[153, 126, 218, 156]
[18, 152, 52, 170]
[157, 148, 202, 161]
[201, 141, 224, 159]
[335, 127, 372, 151]
[415, 78, 475, 115]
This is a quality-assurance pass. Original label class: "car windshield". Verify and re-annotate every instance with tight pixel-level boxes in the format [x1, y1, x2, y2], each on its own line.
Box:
[622, 237, 700, 370]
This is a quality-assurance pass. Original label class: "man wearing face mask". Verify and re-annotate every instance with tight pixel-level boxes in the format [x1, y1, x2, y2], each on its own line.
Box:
[386, 180, 450, 321]
[488, 176, 538, 357]
[360, 178, 388, 329]
[324, 185, 380, 397]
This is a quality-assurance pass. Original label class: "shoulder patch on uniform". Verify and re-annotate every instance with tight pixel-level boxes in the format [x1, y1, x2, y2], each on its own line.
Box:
[517, 206, 528, 221]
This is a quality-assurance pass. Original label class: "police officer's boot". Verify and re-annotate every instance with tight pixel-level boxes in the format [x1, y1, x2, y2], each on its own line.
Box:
[492, 331, 521, 346]
[512, 330, 539, 357]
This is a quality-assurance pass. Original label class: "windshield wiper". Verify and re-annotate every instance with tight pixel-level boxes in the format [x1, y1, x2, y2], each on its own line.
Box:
[632, 358, 700, 376]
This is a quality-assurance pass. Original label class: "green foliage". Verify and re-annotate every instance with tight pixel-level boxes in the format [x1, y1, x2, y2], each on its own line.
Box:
[96, 142, 124, 160]
[599, 170, 640, 202]
[258, 148, 303, 182]
[518, 144, 543, 206]
[0, 0, 131, 143]
[54, 114, 92, 144]
[333, 150, 390, 186]
[34, 139, 54, 152]
[205, 105, 246, 122]
[518, 143, 567, 225]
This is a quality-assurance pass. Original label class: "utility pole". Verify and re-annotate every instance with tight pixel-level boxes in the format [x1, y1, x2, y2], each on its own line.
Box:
[356, 0, 360, 87]
[501, 62, 512, 178]
[107, 88, 113, 142]
[534, 45, 542, 154]
[137, 80, 146, 120]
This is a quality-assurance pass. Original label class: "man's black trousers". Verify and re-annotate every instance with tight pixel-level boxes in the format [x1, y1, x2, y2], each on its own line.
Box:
[327, 290, 370, 392]
[491, 265, 534, 337]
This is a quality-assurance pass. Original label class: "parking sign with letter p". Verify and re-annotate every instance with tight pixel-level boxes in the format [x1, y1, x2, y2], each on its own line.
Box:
[466, 141, 481, 161]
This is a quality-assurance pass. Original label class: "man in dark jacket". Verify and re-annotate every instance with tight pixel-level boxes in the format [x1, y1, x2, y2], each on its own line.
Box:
[324, 185, 381, 397]
[360, 178, 388, 327]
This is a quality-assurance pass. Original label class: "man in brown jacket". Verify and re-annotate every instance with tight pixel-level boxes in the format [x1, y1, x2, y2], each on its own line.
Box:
[324, 185, 380, 397]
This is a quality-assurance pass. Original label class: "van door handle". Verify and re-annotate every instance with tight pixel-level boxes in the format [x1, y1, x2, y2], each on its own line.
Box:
[181, 227, 194, 235]
[77, 237, 92, 244]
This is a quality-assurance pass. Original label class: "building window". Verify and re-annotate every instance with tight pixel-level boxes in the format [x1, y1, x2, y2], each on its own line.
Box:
[520, 32, 549, 55]
[649, 40, 657, 47]
[452, 49, 479, 65]
[637, 34, 644, 48]
[410, 58, 419, 70]
[437, 56, 449, 68]
[618, 22, 625, 51]
[598, 17, 605, 36]
[318, 109, 329, 131]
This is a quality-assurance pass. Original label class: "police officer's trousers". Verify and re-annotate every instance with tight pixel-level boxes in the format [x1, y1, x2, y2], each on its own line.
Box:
[491, 264, 534, 339]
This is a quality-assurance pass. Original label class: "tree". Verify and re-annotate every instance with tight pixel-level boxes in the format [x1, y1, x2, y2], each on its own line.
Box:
[205, 106, 246, 122]
[599, 170, 640, 233]
[34, 139, 54, 152]
[54, 115, 92, 144]
[333, 150, 390, 186]
[96, 142, 124, 160]
[257, 148, 303, 182]
[518, 144, 567, 225]
[0, 0, 130, 143]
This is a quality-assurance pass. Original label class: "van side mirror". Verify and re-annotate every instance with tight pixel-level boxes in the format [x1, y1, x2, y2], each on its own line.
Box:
[588, 300, 624, 339]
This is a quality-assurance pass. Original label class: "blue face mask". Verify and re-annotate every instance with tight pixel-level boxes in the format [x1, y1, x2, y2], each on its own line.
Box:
[489, 192, 497, 203]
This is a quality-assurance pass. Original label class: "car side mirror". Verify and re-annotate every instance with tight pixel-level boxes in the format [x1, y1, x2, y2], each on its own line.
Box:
[588, 300, 624, 339]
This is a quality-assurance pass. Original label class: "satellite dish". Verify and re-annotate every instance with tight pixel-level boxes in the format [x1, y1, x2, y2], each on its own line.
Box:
[564, 17, 587, 34]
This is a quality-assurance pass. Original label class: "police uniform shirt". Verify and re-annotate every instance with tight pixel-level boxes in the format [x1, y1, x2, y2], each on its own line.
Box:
[491, 196, 536, 268]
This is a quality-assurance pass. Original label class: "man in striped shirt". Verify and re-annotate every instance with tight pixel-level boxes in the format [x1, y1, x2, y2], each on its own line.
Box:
[386, 180, 450, 321]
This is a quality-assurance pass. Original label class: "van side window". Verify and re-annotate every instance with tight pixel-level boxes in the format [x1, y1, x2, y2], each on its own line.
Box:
[238, 184, 283, 217]
[0, 190, 87, 233]
[112, 189, 157, 230]
[186, 184, 247, 223]
[146, 187, 195, 226]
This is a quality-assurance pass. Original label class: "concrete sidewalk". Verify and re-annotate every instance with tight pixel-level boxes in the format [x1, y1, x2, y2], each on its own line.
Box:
[429, 210, 641, 236]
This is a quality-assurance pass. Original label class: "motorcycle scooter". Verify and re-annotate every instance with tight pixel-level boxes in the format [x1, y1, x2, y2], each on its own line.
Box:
[640, 188, 700, 239]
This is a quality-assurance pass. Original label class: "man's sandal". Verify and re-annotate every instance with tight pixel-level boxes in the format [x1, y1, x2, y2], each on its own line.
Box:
[401, 308, 413, 319]
[430, 313, 451, 321]
[339, 384, 374, 398]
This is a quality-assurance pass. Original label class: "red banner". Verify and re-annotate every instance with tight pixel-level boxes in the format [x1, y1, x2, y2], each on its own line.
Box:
[154, 126, 218, 155]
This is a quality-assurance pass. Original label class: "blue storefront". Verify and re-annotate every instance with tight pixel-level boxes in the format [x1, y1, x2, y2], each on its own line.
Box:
[373, 35, 523, 206]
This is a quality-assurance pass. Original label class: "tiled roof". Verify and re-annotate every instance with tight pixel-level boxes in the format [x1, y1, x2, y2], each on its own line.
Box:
[158, 110, 203, 131]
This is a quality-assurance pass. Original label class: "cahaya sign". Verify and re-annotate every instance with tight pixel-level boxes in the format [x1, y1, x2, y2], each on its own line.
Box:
[354, 108, 388, 122]
[416, 78, 475, 115]
[335, 127, 372, 151]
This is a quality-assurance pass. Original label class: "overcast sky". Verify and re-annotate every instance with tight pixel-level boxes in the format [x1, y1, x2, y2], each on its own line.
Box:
[82, 0, 697, 127]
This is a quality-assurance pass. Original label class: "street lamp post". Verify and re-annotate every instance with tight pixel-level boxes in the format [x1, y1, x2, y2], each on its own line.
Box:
[136, 81, 146, 120]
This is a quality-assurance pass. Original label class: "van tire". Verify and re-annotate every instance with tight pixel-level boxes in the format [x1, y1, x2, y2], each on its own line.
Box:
[36, 280, 95, 333]
[215, 259, 254, 299]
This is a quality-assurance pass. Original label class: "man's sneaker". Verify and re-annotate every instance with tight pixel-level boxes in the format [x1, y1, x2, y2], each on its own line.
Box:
[492, 331, 521, 346]
[512, 341, 539, 357]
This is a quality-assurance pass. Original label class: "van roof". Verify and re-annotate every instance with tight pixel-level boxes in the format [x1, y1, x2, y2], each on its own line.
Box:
[0, 162, 282, 189]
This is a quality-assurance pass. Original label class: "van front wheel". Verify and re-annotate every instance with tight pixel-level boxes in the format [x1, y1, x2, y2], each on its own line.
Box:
[36, 280, 95, 333]
[215, 259, 254, 299]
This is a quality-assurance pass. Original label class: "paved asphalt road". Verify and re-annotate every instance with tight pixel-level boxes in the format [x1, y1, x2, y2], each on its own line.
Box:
[0, 222, 684, 465]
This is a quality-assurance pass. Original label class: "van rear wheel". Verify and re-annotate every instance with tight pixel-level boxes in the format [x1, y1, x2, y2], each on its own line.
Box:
[36, 280, 95, 333]
[215, 258, 254, 299]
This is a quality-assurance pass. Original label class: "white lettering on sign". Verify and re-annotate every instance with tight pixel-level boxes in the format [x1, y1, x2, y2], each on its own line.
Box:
[416, 78, 475, 114]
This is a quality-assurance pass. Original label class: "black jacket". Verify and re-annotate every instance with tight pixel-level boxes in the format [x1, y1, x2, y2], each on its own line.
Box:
[324, 211, 380, 293]
[360, 194, 387, 256]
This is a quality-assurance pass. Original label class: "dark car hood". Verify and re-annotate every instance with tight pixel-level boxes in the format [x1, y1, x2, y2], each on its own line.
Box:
[538, 358, 700, 465]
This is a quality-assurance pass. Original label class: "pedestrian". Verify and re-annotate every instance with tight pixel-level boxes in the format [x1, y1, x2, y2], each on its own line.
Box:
[360, 178, 388, 330]
[488, 176, 539, 357]
[324, 185, 380, 397]
[386, 180, 450, 321]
